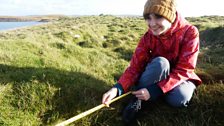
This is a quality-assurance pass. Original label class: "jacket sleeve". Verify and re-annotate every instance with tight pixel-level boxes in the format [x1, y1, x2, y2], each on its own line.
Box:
[158, 26, 200, 93]
[118, 34, 151, 92]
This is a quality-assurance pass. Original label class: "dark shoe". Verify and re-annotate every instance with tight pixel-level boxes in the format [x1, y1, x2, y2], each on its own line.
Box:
[122, 97, 142, 124]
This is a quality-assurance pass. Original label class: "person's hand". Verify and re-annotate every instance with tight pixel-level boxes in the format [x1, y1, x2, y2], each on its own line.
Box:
[132, 88, 150, 101]
[102, 88, 118, 107]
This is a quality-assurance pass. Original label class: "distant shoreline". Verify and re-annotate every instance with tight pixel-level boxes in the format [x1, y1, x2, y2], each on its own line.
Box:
[0, 15, 66, 22]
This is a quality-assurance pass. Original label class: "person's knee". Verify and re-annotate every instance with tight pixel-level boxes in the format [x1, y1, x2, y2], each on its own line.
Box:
[138, 57, 170, 87]
[151, 57, 170, 71]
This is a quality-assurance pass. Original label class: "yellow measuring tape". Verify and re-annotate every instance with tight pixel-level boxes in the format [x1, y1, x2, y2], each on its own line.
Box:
[56, 91, 132, 126]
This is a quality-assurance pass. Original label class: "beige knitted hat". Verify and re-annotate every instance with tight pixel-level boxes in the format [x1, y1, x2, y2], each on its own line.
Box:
[143, 0, 177, 23]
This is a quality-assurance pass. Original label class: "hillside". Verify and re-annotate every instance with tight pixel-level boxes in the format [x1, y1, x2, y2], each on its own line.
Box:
[0, 15, 223, 126]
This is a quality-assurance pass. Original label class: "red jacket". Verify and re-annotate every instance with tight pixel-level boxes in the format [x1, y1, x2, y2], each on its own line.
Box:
[118, 12, 202, 93]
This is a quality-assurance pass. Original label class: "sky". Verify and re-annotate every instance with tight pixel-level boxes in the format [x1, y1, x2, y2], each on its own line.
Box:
[0, 0, 223, 17]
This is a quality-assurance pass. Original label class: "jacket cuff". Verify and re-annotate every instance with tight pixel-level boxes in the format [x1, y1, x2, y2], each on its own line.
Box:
[113, 83, 124, 96]
[146, 84, 163, 101]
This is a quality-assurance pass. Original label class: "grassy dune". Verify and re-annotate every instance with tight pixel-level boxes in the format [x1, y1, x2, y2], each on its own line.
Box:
[0, 15, 223, 126]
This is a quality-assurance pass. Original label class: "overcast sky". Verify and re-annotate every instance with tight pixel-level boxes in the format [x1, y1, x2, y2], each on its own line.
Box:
[0, 0, 223, 17]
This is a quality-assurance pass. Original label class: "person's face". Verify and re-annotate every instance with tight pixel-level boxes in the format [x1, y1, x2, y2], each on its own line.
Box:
[145, 14, 172, 36]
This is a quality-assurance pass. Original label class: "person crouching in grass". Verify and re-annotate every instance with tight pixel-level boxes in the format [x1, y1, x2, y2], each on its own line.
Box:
[102, 0, 202, 124]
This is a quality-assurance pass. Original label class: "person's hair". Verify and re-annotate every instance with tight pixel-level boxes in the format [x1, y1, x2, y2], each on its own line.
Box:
[143, 13, 163, 20]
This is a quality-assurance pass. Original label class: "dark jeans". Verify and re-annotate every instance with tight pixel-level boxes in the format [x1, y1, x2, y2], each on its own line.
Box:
[136, 57, 196, 107]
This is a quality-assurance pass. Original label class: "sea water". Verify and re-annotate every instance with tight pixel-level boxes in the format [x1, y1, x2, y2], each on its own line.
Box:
[0, 22, 44, 31]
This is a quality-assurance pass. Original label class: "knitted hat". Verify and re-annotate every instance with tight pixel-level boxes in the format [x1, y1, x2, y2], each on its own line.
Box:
[143, 0, 176, 23]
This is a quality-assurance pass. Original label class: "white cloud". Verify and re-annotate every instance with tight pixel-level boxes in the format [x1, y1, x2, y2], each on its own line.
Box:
[177, 0, 223, 17]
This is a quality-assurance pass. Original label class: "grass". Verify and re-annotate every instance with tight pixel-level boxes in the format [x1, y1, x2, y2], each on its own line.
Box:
[0, 15, 224, 126]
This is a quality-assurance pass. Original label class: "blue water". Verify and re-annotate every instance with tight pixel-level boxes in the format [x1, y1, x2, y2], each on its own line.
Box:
[0, 22, 44, 31]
